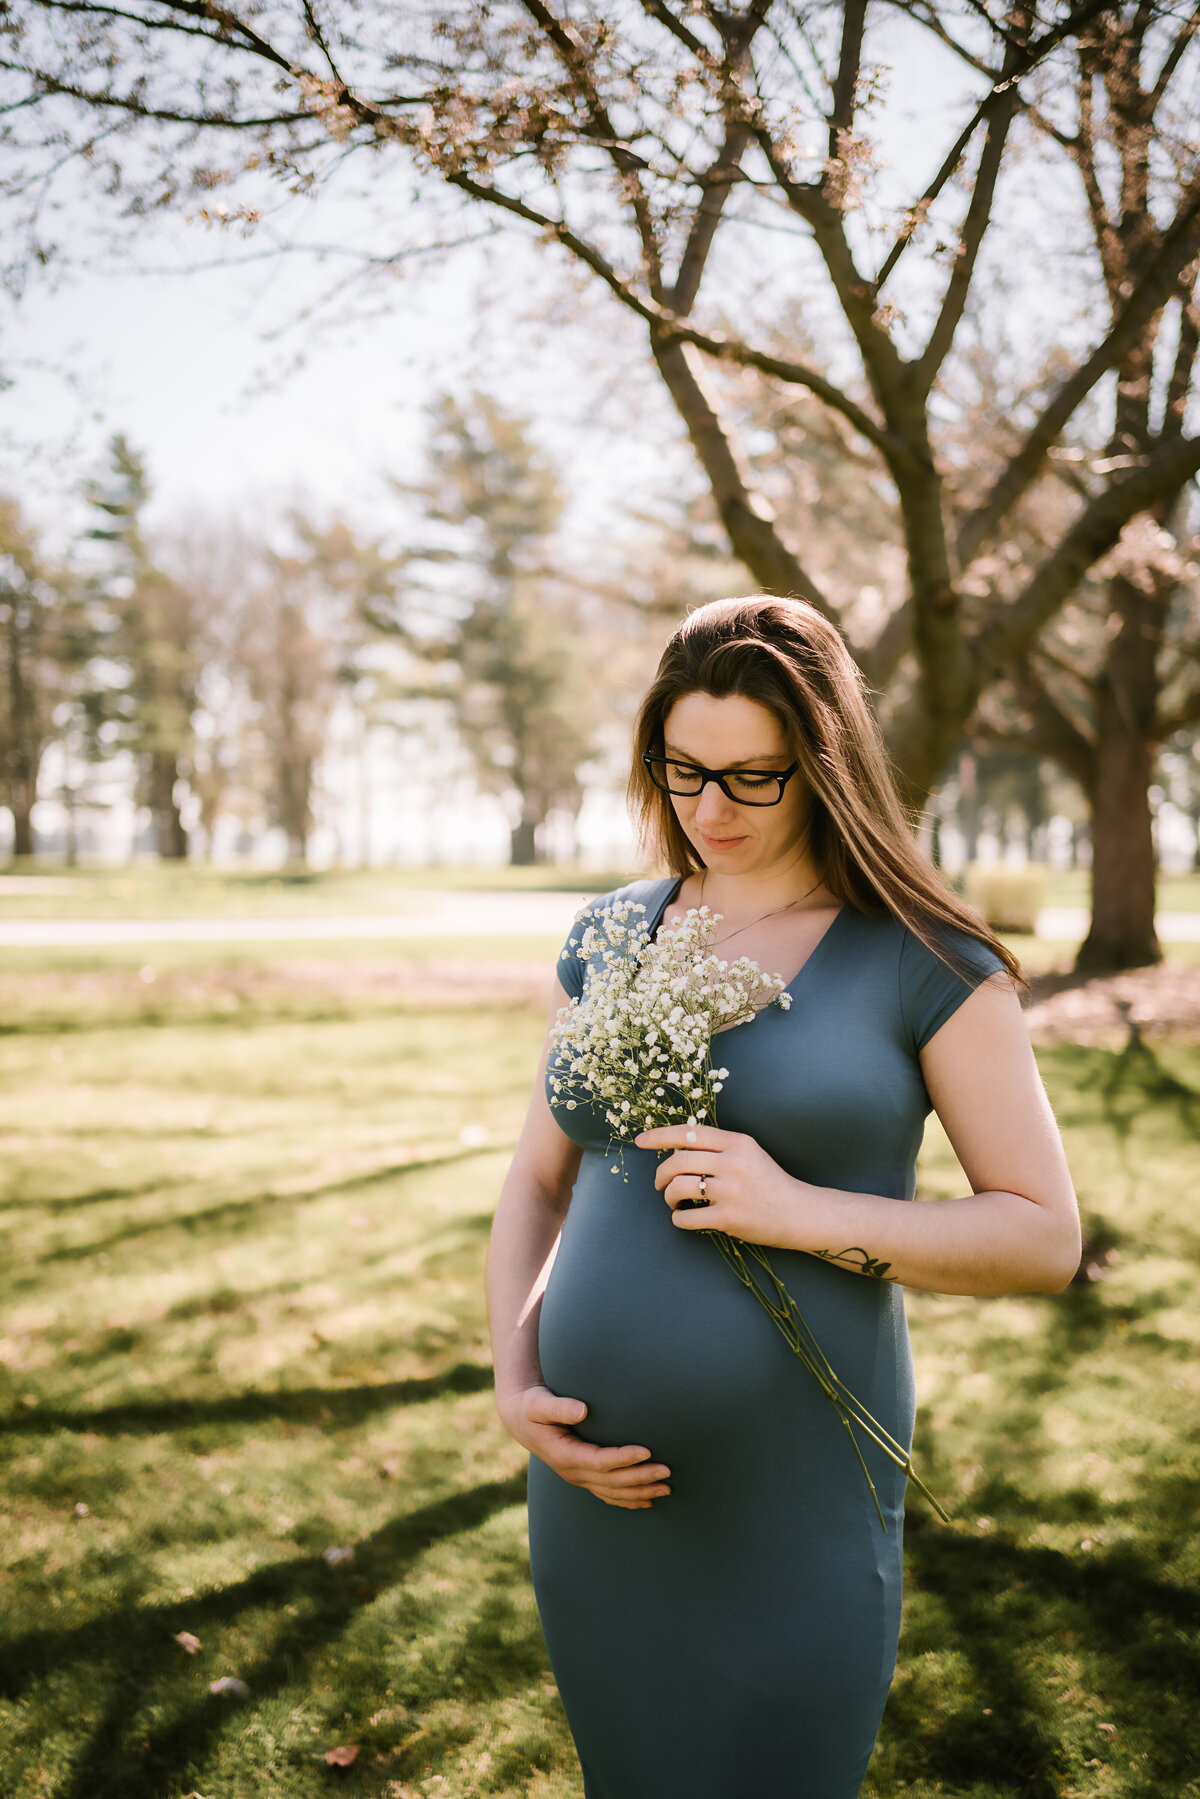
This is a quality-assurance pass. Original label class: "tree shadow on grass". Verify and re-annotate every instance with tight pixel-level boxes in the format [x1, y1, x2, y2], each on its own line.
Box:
[35, 1145, 506, 1265]
[0, 1174, 186, 1215]
[0, 1361, 494, 1439]
[892, 1519, 1200, 1792]
[2, 1471, 527, 1799]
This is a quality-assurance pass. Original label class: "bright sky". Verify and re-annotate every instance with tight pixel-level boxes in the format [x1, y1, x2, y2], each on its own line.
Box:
[2, 17, 1037, 552]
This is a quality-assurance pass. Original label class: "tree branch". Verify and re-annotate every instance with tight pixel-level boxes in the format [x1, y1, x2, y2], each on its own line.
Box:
[875, 102, 987, 291]
[439, 168, 894, 451]
[911, 51, 1021, 394]
[857, 596, 912, 692]
[1163, 265, 1200, 441]
[1156, 688, 1200, 734]
[973, 432, 1200, 678]
[519, 0, 666, 297]
[636, 0, 709, 60]
[956, 177, 1200, 566]
[668, 119, 753, 313]
[33, 0, 305, 77]
[650, 333, 833, 615]
[1012, 658, 1096, 780]
[828, 0, 867, 161]
[0, 63, 308, 128]
[1151, 0, 1200, 106]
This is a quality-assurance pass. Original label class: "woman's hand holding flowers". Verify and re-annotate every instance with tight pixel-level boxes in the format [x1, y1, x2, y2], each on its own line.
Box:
[636, 1123, 819, 1250]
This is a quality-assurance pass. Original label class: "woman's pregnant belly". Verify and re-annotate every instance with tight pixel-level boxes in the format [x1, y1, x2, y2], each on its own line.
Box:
[537, 1145, 914, 1485]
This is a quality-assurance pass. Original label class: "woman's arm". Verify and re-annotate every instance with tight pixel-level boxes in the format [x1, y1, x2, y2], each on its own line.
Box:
[487, 992, 673, 1508]
[638, 975, 1082, 1297]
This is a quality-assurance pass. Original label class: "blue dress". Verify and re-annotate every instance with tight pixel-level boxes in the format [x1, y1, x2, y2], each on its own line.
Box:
[531, 876, 1004, 1798]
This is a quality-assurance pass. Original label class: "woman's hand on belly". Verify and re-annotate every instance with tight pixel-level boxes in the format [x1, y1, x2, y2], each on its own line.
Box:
[499, 1385, 673, 1510]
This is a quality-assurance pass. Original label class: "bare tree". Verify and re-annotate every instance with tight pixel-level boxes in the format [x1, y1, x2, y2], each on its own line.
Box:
[369, 393, 598, 866]
[84, 435, 207, 859]
[5, 3, 1200, 818]
[974, 12, 1200, 968]
[236, 552, 340, 864]
[0, 498, 84, 856]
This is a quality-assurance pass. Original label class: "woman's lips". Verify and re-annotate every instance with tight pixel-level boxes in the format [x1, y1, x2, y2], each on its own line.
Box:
[700, 831, 747, 850]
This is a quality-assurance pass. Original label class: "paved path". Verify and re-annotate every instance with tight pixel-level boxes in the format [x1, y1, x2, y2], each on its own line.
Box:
[1036, 907, 1199, 941]
[0, 890, 593, 946]
[0, 892, 1195, 945]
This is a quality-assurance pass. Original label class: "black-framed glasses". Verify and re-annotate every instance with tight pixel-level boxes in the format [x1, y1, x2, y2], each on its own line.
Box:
[642, 753, 801, 807]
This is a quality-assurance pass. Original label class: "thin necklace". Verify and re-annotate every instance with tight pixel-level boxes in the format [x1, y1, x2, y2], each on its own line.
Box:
[698, 868, 824, 950]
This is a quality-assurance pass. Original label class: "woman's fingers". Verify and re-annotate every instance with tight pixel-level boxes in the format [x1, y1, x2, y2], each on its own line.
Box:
[549, 1433, 669, 1483]
[635, 1124, 737, 1153]
[523, 1387, 588, 1426]
[531, 1428, 670, 1499]
[519, 1386, 671, 1505]
[652, 1148, 722, 1190]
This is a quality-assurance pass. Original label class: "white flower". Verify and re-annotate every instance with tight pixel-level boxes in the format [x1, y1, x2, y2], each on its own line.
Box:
[548, 899, 787, 1146]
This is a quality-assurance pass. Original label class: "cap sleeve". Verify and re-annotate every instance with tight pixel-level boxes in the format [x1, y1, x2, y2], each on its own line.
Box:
[555, 891, 620, 1001]
[553, 877, 676, 1001]
[555, 909, 592, 1001]
[899, 922, 1008, 1053]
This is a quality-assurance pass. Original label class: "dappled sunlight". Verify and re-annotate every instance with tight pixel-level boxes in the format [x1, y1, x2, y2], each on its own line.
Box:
[0, 961, 1197, 1793]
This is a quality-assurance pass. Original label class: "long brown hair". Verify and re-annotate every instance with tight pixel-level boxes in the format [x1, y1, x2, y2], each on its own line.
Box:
[627, 595, 1025, 991]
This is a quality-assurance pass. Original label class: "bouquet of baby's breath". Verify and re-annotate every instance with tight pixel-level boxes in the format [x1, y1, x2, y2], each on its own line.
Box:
[550, 897, 948, 1531]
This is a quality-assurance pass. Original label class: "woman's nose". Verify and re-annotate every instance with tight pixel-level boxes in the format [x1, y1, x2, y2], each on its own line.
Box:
[695, 779, 737, 825]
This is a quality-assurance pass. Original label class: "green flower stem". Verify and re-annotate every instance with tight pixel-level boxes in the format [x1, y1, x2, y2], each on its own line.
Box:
[684, 1041, 949, 1531]
[709, 1233, 951, 1527]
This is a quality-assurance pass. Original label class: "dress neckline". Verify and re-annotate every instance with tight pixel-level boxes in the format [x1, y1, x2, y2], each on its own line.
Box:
[646, 873, 849, 1013]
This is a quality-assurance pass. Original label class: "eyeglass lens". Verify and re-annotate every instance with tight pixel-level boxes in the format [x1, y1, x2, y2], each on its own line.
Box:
[650, 758, 786, 805]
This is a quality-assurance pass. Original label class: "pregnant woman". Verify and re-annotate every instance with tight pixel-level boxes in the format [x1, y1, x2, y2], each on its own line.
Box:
[487, 595, 1080, 1798]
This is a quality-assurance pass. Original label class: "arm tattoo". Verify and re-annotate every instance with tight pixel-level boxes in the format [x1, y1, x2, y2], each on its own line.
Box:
[811, 1246, 895, 1279]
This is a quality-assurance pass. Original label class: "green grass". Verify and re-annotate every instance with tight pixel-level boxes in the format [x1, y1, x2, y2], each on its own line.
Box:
[0, 960, 1197, 1797]
[0, 863, 639, 919]
[0, 861, 1196, 920]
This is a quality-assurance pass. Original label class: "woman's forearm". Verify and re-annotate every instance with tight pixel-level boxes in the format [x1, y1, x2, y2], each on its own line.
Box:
[486, 1167, 569, 1407]
[785, 1181, 1082, 1296]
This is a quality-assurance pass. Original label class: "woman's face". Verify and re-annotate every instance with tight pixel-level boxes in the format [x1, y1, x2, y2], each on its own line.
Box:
[660, 691, 811, 876]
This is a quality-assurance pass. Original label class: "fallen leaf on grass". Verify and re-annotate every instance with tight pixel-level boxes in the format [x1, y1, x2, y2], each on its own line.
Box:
[324, 1745, 359, 1767]
[174, 1631, 201, 1654]
[323, 1544, 354, 1567]
[1098, 1722, 1117, 1739]
[208, 1676, 250, 1698]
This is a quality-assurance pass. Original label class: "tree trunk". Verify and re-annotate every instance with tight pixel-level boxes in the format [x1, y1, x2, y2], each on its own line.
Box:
[1075, 574, 1161, 973]
[7, 597, 40, 859]
[510, 813, 538, 867]
[11, 796, 34, 858]
[150, 751, 188, 860]
[958, 750, 981, 864]
[10, 749, 37, 857]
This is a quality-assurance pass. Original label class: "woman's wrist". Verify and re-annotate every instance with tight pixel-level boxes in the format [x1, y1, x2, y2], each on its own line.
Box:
[777, 1174, 848, 1255]
[495, 1374, 543, 1420]
[780, 1178, 902, 1279]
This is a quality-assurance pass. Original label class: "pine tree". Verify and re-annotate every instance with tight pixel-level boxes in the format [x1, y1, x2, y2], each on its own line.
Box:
[377, 395, 597, 866]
